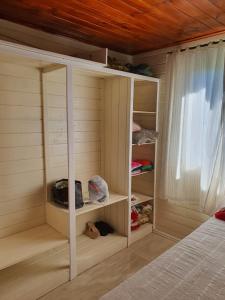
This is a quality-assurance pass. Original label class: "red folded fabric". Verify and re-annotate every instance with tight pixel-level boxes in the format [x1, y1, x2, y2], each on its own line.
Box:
[215, 208, 225, 221]
[136, 159, 153, 166]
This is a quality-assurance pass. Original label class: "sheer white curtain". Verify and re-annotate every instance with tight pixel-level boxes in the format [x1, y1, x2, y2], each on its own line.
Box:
[160, 42, 225, 215]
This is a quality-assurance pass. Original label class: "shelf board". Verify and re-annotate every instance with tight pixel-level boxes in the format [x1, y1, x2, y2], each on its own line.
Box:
[76, 193, 128, 216]
[77, 233, 127, 274]
[131, 192, 154, 206]
[131, 170, 153, 177]
[49, 192, 128, 217]
[132, 142, 155, 146]
[130, 223, 152, 244]
[0, 224, 68, 271]
[133, 111, 156, 115]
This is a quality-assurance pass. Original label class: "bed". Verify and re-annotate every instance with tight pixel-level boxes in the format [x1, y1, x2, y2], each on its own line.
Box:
[101, 218, 225, 300]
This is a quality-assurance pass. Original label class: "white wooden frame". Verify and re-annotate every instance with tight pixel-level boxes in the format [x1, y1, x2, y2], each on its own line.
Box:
[41, 72, 50, 203]
[0, 39, 159, 82]
[127, 78, 134, 245]
[66, 65, 76, 280]
[153, 80, 160, 230]
[129, 79, 159, 244]
[41, 64, 76, 280]
[0, 38, 160, 283]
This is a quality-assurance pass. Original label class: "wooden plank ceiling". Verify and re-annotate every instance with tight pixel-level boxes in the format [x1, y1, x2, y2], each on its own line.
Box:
[0, 0, 225, 54]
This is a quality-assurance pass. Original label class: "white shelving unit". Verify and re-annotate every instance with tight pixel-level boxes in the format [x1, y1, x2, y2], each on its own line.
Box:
[0, 39, 159, 298]
[129, 79, 158, 245]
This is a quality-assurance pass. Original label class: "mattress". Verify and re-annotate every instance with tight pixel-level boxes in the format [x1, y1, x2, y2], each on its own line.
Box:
[101, 218, 225, 300]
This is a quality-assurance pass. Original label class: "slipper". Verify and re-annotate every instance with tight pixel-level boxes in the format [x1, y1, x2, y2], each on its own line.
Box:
[95, 221, 114, 236]
[84, 222, 100, 239]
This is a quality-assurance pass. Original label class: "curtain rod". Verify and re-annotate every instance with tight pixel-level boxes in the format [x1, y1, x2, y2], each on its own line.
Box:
[167, 39, 225, 54]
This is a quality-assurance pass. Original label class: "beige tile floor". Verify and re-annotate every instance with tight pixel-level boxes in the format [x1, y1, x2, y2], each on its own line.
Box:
[40, 233, 176, 300]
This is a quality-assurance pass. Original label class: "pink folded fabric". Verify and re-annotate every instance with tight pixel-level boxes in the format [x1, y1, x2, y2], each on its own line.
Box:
[132, 121, 141, 132]
[131, 161, 142, 170]
[131, 161, 142, 171]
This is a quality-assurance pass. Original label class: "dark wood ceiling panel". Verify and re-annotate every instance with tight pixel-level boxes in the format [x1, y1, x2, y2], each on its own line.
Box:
[0, 0, 225, 54]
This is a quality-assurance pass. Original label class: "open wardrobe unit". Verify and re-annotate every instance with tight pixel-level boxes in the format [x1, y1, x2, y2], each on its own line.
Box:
[0, 40, 159, 299]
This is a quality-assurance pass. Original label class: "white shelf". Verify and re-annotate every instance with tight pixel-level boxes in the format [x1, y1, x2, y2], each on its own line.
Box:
[49, 192, 128, 217]
[76, 193, 128, 216]
[133, 111, 156, 115]
[132, 142, 155, 146]
[0, 224, 68, 271]
[130, 223, 152, 244]
[77, 233, 127, 274]
[131, 192, 153, 206]
[131, 170, 153, 177]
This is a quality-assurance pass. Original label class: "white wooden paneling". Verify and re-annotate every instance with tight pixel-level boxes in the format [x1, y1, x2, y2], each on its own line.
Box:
[132, 173, 155, 196]
[0, 120, 42, 133]
[0, 194, 44, 216]
[132, 144, 155, 161]
[102, 77, 131, 195]
[134, 82, 157, 112]
[0, 216, 45, 239]
[0, 61, 40, 79]
[0, 75, 40, 93]
[44, 70, 103, 200]
[0, 60, 45, 237]
[0, 91, 41, 107]
[102, 77, 131, 237]
[0, 206, 45, 232]
[0, 159, 43, 175]
[0, 106, 41, 120]
[0, 146, 42, 161]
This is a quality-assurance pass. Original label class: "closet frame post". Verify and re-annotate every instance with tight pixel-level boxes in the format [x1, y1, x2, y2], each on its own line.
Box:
[41, 64, 77, 280]
[66, 65, 77, 280]
[41, 71, 50, 203]
[153, 80, 160, 230]
[127, 77, 134, 246]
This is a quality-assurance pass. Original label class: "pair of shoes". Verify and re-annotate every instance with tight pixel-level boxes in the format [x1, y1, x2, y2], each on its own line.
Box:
[95, 221, 114, 236]
[85, 222, 100, 239]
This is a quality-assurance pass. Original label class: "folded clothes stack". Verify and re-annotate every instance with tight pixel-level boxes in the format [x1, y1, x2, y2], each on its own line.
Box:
[131, 160, 154, 175]
[131, 161, 142, 175]
[132, 121, 158, 145]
